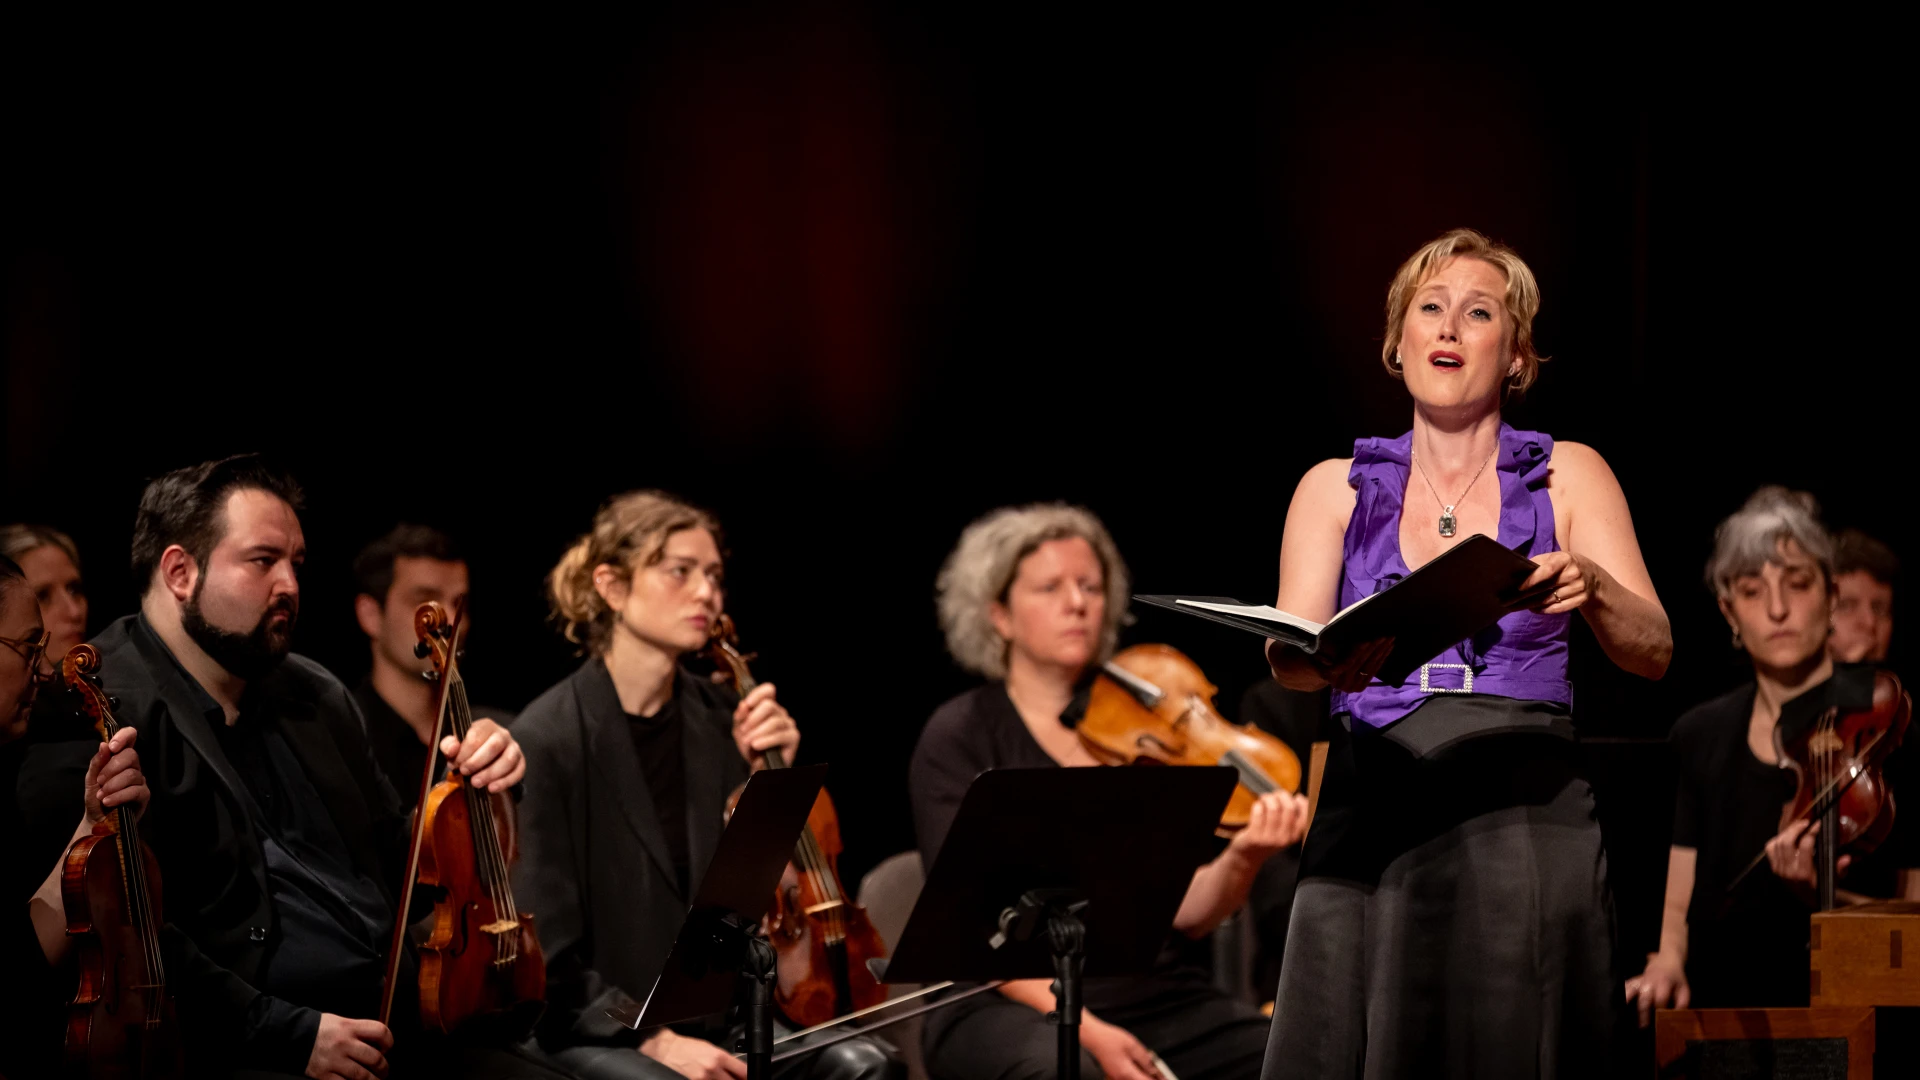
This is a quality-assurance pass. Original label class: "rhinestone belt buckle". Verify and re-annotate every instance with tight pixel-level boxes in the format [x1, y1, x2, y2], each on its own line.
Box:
[1418, 663, 1474, 694]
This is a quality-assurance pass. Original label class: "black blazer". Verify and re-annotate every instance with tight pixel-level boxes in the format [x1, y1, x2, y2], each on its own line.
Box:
[511, 659, 747, 1050]
[74, 614, 412, 1072]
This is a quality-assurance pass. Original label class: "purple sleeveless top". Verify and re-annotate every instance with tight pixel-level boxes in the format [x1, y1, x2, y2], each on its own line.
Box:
[1329, 424, 1573, 730]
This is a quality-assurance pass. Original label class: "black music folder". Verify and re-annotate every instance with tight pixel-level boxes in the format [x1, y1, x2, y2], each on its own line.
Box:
[1135, 533, 1549, 685]
[607, 764, 827, 1031]
[880, 766, 1236, 984]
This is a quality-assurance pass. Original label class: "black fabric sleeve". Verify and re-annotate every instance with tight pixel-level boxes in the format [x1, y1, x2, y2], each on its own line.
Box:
[1669, 717, 1701, 850]
[511, 707, 643, 1049]
[0, 910, 63, 1077]
[163, 922, 320, 1073]
[907, 702, 993, 870]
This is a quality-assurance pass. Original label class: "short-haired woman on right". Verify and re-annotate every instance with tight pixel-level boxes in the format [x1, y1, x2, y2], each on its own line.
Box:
[1625, 488, 1920, 1025]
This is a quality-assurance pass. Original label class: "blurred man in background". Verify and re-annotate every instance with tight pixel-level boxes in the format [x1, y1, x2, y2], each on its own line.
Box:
[350, 524, 512, 810]
[1829, 528, 1896, 665]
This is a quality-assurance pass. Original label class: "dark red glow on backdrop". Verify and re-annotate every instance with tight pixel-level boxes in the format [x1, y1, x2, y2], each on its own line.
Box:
[3, 9, 1912, 978]
[634, 8, 921, 447]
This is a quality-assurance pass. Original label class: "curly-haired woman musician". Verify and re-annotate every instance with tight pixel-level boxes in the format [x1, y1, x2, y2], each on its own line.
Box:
[512, 491, 898, 1080]
[912, 504, 1310, 1080]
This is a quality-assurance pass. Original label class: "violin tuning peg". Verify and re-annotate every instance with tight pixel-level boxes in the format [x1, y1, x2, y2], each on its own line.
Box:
[413, 641, 431, 659]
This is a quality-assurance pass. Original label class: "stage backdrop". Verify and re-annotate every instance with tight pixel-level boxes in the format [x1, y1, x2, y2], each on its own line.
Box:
[6, 9, 1910, 964]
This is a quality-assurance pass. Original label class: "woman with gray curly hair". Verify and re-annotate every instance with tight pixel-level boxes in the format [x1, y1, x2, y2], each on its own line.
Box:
[910, 503, 1309, 1080]
[1625, 487, 1919, 1024]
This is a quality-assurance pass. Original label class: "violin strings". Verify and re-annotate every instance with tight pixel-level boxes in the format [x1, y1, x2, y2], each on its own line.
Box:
[103, 707, 167, 1022]
[731, 660, 849, 946]
[449, 671, 519, 964]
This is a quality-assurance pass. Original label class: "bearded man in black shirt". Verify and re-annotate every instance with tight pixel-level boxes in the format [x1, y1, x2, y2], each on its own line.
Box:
[35, 454, 565, 1080]
[1625, 488, 1918, 1026]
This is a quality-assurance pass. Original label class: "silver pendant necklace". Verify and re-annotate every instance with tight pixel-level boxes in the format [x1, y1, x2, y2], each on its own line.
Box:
[1412, 442, 1498, 538]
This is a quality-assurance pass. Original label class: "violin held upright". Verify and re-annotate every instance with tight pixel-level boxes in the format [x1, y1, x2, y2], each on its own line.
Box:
[378, 601, 546, 1036]
[61, 643, 183, 1079]
[709, 615, 889, 1028]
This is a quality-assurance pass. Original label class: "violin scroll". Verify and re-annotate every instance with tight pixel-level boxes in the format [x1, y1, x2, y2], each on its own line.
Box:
[414, 600, 456, 670]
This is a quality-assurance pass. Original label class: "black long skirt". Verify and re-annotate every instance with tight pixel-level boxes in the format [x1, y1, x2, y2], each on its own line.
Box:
[1262, 697, 1619, 1080]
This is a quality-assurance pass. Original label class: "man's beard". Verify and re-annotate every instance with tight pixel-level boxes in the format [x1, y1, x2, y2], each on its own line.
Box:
[182, 586, 298, 681]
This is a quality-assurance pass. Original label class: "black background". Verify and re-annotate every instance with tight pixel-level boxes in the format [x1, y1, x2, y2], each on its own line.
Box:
[5, 9, 1911, 960]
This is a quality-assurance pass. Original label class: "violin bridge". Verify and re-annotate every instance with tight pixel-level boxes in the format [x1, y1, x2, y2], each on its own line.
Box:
[481, 918, 520, 935]
[802, 899, 845, 917]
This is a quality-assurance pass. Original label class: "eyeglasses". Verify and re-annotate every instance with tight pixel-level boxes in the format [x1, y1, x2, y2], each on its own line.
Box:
[0, 628, 52, 681]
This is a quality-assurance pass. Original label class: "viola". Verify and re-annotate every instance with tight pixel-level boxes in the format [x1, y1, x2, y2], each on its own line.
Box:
[1776, 667, 1911, 911]
[707, 614, 889, 1028]
[1079, 644, 1302, 832]
[378, 601, 545, 1035]
[60, 643, 183, 1079]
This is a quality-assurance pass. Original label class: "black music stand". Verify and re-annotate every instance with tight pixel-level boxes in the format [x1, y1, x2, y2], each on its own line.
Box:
[880, 767, 1237, 1080]
[607, 764, 827, 1080]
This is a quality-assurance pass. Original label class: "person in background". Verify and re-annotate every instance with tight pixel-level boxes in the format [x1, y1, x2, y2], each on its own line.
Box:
[1234, 680, 1324, 1004]
[1625, 489, 1919, 1026]
[350, 523, 515, 811]
[1829, 528, 1896, 665]
[3, 523, 95, 742]
[2, 552, 154, 1078]
[0, 523, 89, 662]
[914, 503, 1309, 1080]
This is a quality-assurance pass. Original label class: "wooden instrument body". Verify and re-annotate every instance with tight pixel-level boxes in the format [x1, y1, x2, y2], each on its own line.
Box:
[414, 775, 546, 1035]
[59, 643, 183, 1080]
[381, 601, 546, 1037]
[61, 806, 183, 1079]
[762, 788, 889, 1026]
[1777, 669, 1910, 856]
[1082, 644, 1302, 829]
[706, 614, 888, 1028]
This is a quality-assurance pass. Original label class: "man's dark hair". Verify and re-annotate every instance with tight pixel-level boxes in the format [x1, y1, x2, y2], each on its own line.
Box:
[1834, 528, 1900, 588]
[129, 454, 306, 590]
[352, 524, 465, 605]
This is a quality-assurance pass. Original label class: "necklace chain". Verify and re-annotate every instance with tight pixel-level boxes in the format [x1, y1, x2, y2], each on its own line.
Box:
[1411, 442, 1498, 537]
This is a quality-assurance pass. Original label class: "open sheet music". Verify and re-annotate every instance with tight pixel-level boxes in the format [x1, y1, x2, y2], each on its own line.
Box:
[1134, 534, 1550, 685]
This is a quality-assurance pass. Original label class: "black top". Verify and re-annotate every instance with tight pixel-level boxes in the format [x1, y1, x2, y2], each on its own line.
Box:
[21, 615, 417, 1073]
[628, 693, 692, 897]
[350, 676, 519, 816]
[353, 677, 430, 814]
[511, 659, 748, 1050]
[1, 737, 66, 1078]
[1668, 682, 1913, 1008]
[210, 690, 393, 1019]
[1670, 685, 1806, 1007]
[909, 682, 1214, 1015]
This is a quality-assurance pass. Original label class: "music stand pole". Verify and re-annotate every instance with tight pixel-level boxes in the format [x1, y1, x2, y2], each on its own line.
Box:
[1048, 905, 1086, 1080]
[742, 936, 778, 1080]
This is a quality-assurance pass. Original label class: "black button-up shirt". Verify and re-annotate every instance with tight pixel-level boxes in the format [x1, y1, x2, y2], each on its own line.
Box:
[209, 687, 393, 1019]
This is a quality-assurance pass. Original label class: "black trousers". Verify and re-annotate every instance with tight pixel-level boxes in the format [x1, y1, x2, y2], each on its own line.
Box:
[232, 1037, 576, 1079]
[924, 986, 1268, 1080]
[549, 1021, 900, 1080]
